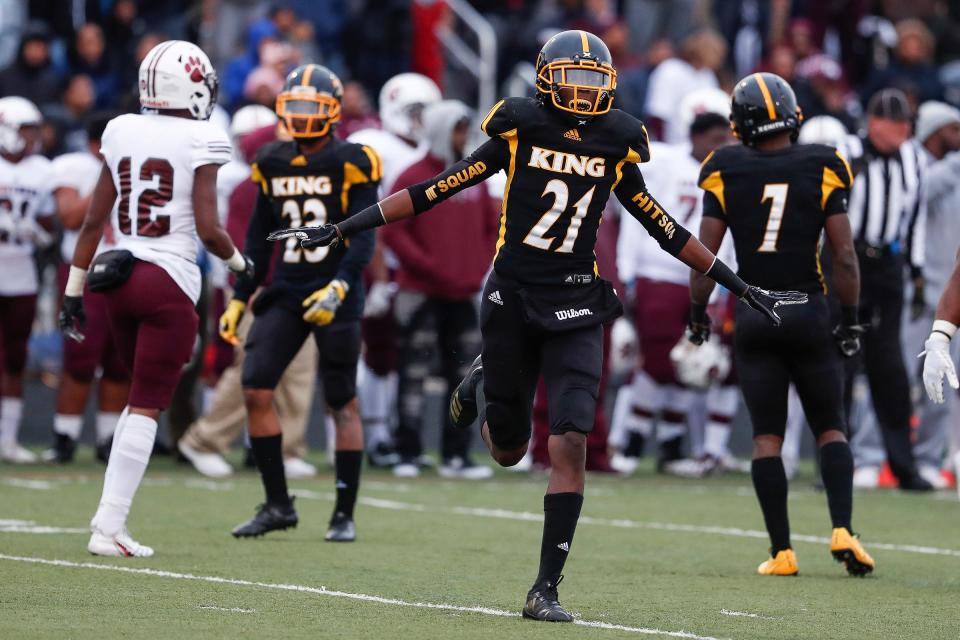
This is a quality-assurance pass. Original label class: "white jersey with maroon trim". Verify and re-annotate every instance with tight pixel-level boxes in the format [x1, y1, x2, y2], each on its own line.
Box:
[347, 127, 425, 196]
[99, 113, 232, 302]
[618, 142, 734, 287]
[53, 150, 111, 264]
[0, 153, 55, 295]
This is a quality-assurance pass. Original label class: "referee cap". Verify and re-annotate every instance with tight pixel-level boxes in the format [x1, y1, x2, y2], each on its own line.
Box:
[866, 88, 912, 121]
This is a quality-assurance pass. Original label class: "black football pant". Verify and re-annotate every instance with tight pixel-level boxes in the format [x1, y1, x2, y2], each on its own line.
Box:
[393, 291, 480, 461]
[845, 253, 919, 481]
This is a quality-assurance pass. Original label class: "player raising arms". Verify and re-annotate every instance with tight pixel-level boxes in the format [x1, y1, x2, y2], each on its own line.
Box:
[222, 64, 377, 542]
[270, 31, 802, 620]
[690, 73, 874, 577]
[59, 41, 254, 557]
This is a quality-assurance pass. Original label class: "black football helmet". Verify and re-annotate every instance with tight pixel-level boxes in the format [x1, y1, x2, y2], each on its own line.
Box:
[535, 30, 617, 118]
[276, 64, 343, 139]
[730, 72, 802, 146]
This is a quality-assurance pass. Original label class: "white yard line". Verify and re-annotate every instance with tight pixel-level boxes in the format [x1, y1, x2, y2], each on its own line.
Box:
[197, 605, 255, 614]
[719, 610, 780, 621]
[2, 478, 54, 490]
[0, 518, 86, 534]
[0, 554, 725, 640]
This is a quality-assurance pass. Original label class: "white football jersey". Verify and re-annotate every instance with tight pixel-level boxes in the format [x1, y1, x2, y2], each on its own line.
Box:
[52, 150, 109, 264]
[99, 113, 232, 302]
[0, 153, 55, 295]
[347, 127, 425, 196]
[618, 142, 734, 287]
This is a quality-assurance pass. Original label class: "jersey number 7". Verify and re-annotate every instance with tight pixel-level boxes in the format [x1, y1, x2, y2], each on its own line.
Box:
[757, 183, 789, 253]
[524, 179, 597, 253]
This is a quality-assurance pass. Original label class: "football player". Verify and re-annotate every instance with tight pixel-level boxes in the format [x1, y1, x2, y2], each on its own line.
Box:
[222, 64, 378, 542]
[0, 96, 55, 464]
[270, 31, 800, 620]
[690, 72, 874, 577]
[59, 40, 254, 557]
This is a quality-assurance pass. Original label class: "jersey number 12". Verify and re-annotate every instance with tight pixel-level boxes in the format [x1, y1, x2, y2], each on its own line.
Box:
[117, 157, 173, 238]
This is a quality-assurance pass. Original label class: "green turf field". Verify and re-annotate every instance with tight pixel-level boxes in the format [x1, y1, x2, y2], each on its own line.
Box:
[1, 451, 958, 640]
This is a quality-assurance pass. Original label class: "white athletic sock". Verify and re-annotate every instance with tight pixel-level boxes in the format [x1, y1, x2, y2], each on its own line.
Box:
[53, 414, 84, 440]
[656, 422, 687, 443]
[0, 397, 23, 446]
[96, 412, 121, 444]
[703, 423, 730, 459]
[92, 412, 157, 536]
[366, 421, 391, 449]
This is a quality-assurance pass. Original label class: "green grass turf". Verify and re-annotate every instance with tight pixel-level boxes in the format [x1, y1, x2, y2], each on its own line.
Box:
[1, 451, 959, 640]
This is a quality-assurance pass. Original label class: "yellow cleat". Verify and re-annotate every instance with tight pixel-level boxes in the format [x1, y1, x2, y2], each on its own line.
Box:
[757, 549, 799, 576]
[831, 527, 875, 577]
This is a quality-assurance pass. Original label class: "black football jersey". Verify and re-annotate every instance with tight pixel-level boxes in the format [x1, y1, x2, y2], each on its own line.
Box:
[699, 142, 853, 294]
[233, 137, 380, 314]
[407, 97, 688, 286]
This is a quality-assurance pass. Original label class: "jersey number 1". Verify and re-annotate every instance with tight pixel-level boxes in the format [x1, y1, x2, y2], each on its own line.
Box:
[117, 157, 173, 238]
[524, 179, 596, 253]
[757, 183, 789, 253]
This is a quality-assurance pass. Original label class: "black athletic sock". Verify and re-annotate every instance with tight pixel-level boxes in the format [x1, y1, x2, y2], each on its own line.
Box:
[249, 434, 291, 507]
[534, 492, 584, 588]
[334, 450, 363, 519]
[751, 456, 791, 553]
[818, 441, 853, 530]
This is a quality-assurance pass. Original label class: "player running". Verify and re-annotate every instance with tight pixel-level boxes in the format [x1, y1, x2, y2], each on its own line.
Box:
[59, 40, 254, 557]
[270, 31, 802, 620]
[222, 64, 377, 542]
[690, 72, 875, 577]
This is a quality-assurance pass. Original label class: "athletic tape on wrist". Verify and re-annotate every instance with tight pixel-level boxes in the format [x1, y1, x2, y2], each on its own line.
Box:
[931, 319, 957, 341]
[65, 266, 87, 297]
[225, 248, 246, 272]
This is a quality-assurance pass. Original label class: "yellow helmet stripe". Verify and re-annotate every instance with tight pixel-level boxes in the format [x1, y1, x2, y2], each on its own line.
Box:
[754, 73, 777, 121]
[580, 31, 590, 54]
[301, 64, 316, 86]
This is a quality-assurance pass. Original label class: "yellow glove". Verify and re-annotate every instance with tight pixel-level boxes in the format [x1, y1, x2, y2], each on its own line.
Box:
[218, 299, 247, 345]
[303, 279, 349, 326]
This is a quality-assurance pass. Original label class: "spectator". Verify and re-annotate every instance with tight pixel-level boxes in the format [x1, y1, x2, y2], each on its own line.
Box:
[862, 19, 944, 105]
[68, 23, 118, 109]
[116, 32, 166, 113]
[103, 0, 145, 78]
[795, 55, 861, 132]
[42, 74, 96, 155]
[623, 0, 700, 55]
[243, 66, 284, 109]
[0, 21, 60, 106]
[222, 19, 279, 111]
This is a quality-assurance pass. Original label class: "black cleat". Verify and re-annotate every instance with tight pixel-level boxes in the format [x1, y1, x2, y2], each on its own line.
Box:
[522, 576, 574, 623]
[95, 438, 112, 464]
[367, 442, 400, 468]
[325, 511, 356, 542]
[898, 475, 934, 492]
[42, 434, 77, 464]
[450, 355, 483, 429]
[231, 499, 298, 538]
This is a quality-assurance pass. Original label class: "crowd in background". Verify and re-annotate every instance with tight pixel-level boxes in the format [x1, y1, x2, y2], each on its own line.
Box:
[2, 0, 960, 489]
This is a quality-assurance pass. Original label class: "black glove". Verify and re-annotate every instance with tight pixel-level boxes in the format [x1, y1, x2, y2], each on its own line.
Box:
[910, 278, 926, 322]
[59, 295, 86, 343]
[832, 323, 866, 357]
[267, 224, 341, 249]
[230, 253, 255, 279]
[740, 286, 808, 327]
[687, 303, 711, 345]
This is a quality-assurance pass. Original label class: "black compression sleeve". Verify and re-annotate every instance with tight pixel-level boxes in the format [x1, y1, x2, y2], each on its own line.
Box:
[706, 258, 748, 297]
[336, 203, 386, 238]
[614, 163, 691, 255]
[407, 137, 509, 214]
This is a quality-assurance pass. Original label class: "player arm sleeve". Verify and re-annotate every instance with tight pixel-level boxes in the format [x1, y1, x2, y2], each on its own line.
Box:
[231, 192, 272, 302]
[613, 163, 691, 256]
[406, 137, 509, 214]
[334, 180, 377, 287]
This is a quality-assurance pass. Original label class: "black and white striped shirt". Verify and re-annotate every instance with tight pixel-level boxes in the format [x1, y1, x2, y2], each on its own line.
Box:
[847, 137, 926, 275]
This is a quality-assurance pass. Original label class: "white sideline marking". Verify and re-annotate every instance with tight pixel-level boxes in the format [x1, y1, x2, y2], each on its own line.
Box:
[2, 478, 53, 490]
[0, 519, 85, 534]
[0, 554, 725, 640]
[184, 479, 234, 492]
[719, 609, 780, 621]
[291, 490, 960, 558]
[198, 605, 255, 614]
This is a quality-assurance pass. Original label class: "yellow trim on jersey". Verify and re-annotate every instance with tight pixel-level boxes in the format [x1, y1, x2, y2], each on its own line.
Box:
[754, 73, 777, 121]
[610, 147, 644, 192]
[302, 64, 315, 86]
[835, 149, 854, 185]
[494, 129, 519, 259]
[580, 31, 590, 54]
[361, 145, 382, 182]
[700, 170, 726, 213]
[481, 99, 505, 136]
[341, 161, 371, 214]
[821, 165, 847, 210]
[815, 238, 827, 294]
[250, 163, 268, 194]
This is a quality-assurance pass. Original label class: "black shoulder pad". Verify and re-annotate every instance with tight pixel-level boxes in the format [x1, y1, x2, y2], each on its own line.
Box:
[480, 97, 528, 138]
[612, 110, 652, 163]
[341, 142, 382, 183]
[819, 144, 854, 188]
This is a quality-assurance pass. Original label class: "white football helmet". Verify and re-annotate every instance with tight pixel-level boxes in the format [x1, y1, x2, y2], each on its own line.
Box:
[669, 333, 731, 390]
[0, 96, 42, 155]
[379, 72, 441, 141]
[798, 115, 849, 147]
[230, 104, 277, 139]
[608, 317, 639, 377]
[677, 88, 731, 138]
[139, 40, 218, 120]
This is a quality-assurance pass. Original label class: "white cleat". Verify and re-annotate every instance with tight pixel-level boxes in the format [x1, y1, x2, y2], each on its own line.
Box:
[284, 457, 318, 479]
[853, 466, 880, 489]
[438, 456, 493, 480]
[88, 528, 154, 557]
[917, 464, 948, 490]
[662, 457, 715, 478]
[609, 452, 640, 475]
[177, 440, 233, 478]
[392, 462, 420, 478]
[0, 442, 38, 464]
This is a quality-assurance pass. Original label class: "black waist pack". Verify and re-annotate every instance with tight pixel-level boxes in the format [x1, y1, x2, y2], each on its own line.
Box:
[517, 278, 623, 332]
[87, 249, 136, 293]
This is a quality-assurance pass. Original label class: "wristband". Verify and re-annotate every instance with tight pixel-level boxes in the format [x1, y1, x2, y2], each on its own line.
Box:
[690, 302, 709, 324]
[705, 257, 749, 298]
[225, 248, 246, 272]
[931, 319, 958, 341]
[337, 203, 386, 238]
[65, 266, 87, 297]
[841, 305, 859, 327]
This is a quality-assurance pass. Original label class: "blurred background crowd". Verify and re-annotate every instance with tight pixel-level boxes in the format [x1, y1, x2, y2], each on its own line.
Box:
[2, 0, 960, 491]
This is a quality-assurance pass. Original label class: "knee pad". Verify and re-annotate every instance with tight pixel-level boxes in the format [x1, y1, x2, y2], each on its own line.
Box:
[485, 400, 532, 451]
[322, 369, 356, 411]
[551, 387, 596, 435]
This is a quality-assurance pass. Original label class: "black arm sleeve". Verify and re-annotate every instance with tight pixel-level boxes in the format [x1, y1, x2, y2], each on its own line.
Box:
[334, 180, 378, 287]
[407, 137, 510, 214]
[614, 163, 691, 255]
[232, 192, 274, 303]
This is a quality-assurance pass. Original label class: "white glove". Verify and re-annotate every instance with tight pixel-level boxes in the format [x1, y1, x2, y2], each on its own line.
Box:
[363, 281, 397, 318]
[920, 333, 959, 404]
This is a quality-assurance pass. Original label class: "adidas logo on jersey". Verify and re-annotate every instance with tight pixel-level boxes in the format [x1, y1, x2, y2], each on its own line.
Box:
[563, 128, 581, 141]
[555, 308, 593, 320]
[488, 290, 503, 306]
[557, 541, 570, 552]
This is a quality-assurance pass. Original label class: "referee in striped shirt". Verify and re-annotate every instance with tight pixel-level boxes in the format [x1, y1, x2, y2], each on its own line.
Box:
[846, 88, 932, 491]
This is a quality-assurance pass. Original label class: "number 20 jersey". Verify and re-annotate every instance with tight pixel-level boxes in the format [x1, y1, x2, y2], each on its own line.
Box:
[100, 113, 232, 302]
[698, 142, 853, 294]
